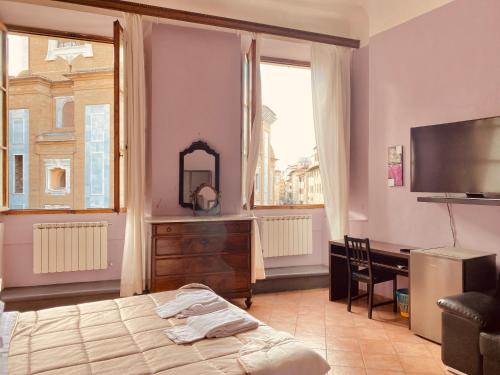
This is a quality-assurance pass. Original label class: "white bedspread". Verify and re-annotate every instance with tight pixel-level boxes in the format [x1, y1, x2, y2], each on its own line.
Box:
[238, 331, 330, 375]
[1, 312, 19, 375]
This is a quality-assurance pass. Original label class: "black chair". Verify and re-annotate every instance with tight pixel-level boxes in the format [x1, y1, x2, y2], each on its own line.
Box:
[344, 235, 398, 319]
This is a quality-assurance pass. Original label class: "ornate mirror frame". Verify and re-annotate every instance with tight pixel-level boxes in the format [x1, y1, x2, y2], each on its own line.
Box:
[179, 140, 220, 209]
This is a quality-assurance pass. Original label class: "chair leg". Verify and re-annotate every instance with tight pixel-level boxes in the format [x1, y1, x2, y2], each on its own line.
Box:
[347, 277, 352, 312]
[393, 277, 398, 313]
[368, 283, 374, 319]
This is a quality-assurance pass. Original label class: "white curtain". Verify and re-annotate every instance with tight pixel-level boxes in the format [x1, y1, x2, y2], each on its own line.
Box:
[120, 13, 147, 297]
[241, 34, 265, 282]
[311, 43, 352, 240]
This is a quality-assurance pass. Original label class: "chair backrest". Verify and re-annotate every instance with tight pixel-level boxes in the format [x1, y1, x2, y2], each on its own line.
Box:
[344, 235, 373, 276]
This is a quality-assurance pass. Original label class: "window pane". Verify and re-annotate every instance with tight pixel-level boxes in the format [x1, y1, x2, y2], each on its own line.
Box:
[8, 109, 29, 208]
[8, 32, 114, 210]
[14, 155, 23, 193]
[256, 62, 323, 206]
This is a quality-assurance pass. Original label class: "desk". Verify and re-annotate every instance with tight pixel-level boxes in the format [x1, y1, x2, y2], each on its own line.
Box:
[329, 240, 412, 301]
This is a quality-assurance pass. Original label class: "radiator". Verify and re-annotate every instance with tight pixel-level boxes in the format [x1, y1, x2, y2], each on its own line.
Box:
[33, 222, 109, 274]
[259, 215, 313, 257]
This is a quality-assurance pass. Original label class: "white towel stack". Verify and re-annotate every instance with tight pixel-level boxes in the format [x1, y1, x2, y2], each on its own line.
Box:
[155, 289, 229, 319]
[165, 308, 259, 344]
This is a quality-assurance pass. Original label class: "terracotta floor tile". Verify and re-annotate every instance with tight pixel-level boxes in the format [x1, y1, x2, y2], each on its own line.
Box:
[326, 320, 356, 329]
[392, 342, 432, 357]
[326, 337, 361, 352]
[295, 332, 326, 350]
[296, 325, 325, 336]
[326, 325, 360, 338]
[398, 355, 444, 374]
[362, 354, 404, 372]
[359, 339, 395, 355]
[329, 366, 367, 374]
[266, 320, 296, 335]
[248, 289, 446, 374]
[357, 328, 388, 340]
[327, 350, 364, 367]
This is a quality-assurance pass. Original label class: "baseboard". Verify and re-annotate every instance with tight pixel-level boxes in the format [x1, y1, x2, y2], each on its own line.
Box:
[254, 265, 329, 294]
[1, 280, 120, 312]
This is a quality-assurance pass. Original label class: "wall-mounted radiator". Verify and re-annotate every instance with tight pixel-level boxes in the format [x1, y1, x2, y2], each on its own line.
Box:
[33, 222, 109, 274]
[259, 215, 313, 258]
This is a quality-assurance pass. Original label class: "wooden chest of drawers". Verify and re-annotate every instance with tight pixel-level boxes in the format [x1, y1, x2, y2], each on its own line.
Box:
[149, 218, 253, 307]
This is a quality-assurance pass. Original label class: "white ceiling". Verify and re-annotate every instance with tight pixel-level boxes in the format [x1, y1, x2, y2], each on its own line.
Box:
[0, 0, 454, 45]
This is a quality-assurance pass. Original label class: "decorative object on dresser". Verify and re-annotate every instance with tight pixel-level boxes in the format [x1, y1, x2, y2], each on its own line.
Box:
[147, 215, 253, 308]
[179, 140, 220, 209]
[191, 183, 221, 216]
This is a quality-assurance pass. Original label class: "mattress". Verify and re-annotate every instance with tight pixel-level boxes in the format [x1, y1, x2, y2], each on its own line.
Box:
[7, 291, 327, 374]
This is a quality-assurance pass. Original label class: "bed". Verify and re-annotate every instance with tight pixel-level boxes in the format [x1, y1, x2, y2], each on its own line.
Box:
[6, 290, 329, 375]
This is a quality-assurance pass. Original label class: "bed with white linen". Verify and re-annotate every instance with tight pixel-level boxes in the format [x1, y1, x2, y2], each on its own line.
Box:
[6, 290, 329, 375]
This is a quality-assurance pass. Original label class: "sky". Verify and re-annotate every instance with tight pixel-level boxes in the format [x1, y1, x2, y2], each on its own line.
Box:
[260, 62, 316, 171]
[8, 34, 29, 77]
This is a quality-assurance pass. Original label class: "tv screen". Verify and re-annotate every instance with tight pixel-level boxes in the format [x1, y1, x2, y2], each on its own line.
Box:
[411, 116, 500, 194]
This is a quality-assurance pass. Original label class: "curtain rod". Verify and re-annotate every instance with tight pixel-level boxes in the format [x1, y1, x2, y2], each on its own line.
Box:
[52, 0, 360, 48]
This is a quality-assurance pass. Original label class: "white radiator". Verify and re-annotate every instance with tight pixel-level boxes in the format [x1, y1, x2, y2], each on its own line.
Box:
[33, 222, 109, 274]
[259, 215, 313, 257]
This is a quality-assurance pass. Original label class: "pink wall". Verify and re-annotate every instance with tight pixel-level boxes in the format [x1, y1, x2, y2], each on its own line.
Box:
[147, 24, 242, 216]
[2, 213, 125, 287]
[365, 0, 500, 271]
[349, 46, 369, 236]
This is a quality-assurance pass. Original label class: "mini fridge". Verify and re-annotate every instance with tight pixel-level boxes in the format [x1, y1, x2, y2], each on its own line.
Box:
[410, 247, 496, 343]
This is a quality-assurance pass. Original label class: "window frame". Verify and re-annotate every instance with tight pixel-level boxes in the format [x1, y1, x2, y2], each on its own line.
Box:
[252, 56, 324, 210]
[3, 23, 124, 215]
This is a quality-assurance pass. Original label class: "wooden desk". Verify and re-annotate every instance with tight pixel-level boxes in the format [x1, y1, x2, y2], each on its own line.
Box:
[329, 240, 412, 301]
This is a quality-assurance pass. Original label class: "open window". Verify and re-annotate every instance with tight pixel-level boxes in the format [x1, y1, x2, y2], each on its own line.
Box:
[0, 22, 7, 211]
[2, 22, 125, 213]
[253, 58, 324, 209]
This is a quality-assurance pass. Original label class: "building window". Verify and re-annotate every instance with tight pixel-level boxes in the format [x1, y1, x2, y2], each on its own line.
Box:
[254, 61, 324, 207]
[55, 96, 74, 128]
[6, 29, 122, 212]
[45, 159, 70, 195]
[14, 155, 24, 194]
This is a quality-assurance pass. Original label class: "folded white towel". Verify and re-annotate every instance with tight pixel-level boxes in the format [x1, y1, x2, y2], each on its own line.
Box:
[176, 299, 229, 319]
[238, 331, 330, 375]
[165, 308, 259, 344]
[156, 289, 228, 319]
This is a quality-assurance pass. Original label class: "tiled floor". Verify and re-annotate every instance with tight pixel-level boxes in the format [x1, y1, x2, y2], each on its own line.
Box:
[243, 288, 449, 375]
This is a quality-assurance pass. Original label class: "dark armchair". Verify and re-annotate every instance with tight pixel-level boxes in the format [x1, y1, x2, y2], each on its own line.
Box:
[437, 275, 500, 375]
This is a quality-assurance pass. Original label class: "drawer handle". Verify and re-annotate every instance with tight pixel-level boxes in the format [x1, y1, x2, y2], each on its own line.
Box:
[166, 227, 172, 233]
[201, 239, 209, 246]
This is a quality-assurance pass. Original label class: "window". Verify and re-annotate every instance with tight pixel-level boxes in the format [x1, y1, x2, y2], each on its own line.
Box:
[5, 27, 124, 212]
[45, 159, 70, 195]
[55, 96, 74, 128]
[14, 155, 23, 193]
[254, 61, 324, 207]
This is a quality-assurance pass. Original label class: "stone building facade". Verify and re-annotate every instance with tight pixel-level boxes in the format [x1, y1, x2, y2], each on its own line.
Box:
[8, 33, 114, 209]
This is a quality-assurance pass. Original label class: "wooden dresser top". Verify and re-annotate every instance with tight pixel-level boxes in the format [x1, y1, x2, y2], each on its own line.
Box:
[145, 215, 255, 224]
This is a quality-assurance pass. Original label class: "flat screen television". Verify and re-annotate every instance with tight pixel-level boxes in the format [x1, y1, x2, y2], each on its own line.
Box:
[410, 116, 500, 195]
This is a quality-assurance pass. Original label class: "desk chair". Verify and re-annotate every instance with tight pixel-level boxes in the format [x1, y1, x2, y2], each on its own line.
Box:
[344, 235, 398, 319]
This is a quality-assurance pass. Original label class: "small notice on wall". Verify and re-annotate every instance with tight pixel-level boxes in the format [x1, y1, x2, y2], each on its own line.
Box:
[388, 145, 403, 187]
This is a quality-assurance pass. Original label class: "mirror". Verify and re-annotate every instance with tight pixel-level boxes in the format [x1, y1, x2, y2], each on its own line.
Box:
[192, 184, 221, 216]
[179, 140, 219, 208]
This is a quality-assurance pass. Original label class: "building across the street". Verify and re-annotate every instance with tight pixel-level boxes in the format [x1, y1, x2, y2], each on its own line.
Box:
[8, 33, 114, 209]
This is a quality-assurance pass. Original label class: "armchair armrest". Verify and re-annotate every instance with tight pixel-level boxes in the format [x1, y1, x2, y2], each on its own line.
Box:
[437, 291, 500, 330]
